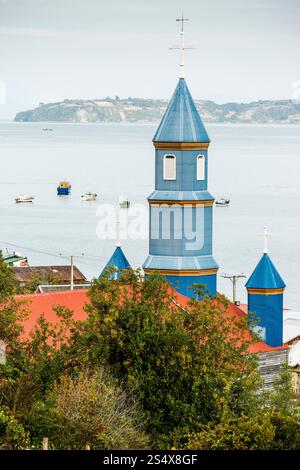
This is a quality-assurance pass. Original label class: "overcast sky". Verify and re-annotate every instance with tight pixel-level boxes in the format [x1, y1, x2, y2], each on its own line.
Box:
[0, 0, 299, 118]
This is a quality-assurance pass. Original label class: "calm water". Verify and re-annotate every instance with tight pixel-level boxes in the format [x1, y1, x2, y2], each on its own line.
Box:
[0, 122, 299, 308]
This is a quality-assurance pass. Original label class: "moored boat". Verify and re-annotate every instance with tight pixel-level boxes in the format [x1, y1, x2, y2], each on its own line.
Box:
[57, 180, 71, 195]
[81, 192, 97, 201]
[4, 251, 28, 267]
[119, 195, 130, 209]
[15, 195, 34, 203]
[215, 197, 230, 207]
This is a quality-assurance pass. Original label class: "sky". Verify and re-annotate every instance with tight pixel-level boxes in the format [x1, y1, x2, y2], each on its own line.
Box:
[0, 0, 299, 119]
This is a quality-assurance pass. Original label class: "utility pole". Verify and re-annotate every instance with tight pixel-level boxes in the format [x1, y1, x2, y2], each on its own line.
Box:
[70, 255, 74, 291]
[222, 274, 246, 304]
[60, 253, 84, 291]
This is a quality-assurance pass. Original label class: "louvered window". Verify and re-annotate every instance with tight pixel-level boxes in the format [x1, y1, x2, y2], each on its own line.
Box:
[163, 155, 176, 180]
[197, 155, 205, 180]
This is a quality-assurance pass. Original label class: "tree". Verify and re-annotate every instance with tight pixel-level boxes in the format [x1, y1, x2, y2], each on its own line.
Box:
[78, 269, 262, 448]
[0, 252, 18, 301]
[0, 406, 30, 450]
[186, 412, 275, 450]
[25, 370, 149, 450]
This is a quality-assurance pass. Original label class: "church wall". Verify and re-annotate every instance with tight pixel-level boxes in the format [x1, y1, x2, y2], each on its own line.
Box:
[248, 293, 283, 347]
[155, 149, 208, 191]
[165, 273, 217, 298]
[149, 205, 213, 257]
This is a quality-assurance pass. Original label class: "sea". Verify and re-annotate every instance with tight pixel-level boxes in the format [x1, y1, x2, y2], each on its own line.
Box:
[0, 121, 299, 308]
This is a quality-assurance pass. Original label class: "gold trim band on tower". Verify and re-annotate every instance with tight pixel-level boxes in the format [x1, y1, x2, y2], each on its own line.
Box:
[153, 142, 210, 150]
[247, 288, 285, 295]
[149, 200, 214, 207]
[144, 268, 218, 277]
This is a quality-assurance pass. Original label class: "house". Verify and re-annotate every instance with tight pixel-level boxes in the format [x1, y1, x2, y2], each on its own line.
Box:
[13, 265, 87, 288]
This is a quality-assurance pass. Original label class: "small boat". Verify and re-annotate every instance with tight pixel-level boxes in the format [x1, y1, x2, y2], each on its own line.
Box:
[81, 192, 97, 201]
[4, 251, 28, 267]
[119, 195, 130, 209]
[15, 195, 34, 203]
[57, 180, 71, 196]
[215, 198, 230, 207]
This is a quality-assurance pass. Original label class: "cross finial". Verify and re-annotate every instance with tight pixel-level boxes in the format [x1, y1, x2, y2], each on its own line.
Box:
[176, 11, 189, 33]
[116, 207, 121, 247]
[170, 13, 193, 79]
[259, 225, 271, 254]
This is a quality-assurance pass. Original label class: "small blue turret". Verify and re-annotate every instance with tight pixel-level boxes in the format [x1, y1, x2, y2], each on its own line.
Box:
[100, 245, 131, 280]
[246, 244, 286, 347]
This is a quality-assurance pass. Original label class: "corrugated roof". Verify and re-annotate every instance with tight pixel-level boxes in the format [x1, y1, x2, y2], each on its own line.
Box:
[148, 190, 214, 201]
[245, 253, 286, 290]
[16, 289, 89, 338]
[13, 289, 287, 354]
[153, 78, 210, 143]
[13, 265, 87, 283]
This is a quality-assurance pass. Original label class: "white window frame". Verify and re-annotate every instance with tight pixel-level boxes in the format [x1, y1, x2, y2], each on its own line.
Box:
[196, 154, 205, 181]
[163, 154, 176, 180]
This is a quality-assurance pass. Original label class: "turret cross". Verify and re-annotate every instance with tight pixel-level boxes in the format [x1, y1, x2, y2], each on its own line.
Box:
[259, 225, 271, 254]
[170, 13, 193, 79]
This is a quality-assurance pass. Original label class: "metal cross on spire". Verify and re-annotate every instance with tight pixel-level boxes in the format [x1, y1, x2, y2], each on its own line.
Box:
[258, 225, 271, 254]
[176, 11, 189, 32]
[170, 12, 193, 79]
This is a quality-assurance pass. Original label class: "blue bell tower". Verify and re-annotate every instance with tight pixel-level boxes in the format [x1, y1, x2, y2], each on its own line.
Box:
[143, 19, 218, 298]
[245, 228, 286, 347]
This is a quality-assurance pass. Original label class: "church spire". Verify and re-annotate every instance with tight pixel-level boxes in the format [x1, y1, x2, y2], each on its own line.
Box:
[143, 17, 218, 299]
[246, 228, 286, 347]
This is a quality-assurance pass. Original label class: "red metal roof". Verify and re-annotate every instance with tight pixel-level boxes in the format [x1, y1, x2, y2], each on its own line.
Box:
[15, 289, 287, 353]
[17, 290, 89, 338]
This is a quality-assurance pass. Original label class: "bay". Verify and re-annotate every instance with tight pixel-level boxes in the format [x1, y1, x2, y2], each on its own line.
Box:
[0, 121, 299, 308]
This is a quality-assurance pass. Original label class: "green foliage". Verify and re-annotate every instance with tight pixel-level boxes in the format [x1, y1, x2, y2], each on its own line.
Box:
[25, 370, 149, 450]
[270, 412, 300, 449]
[0, 252, 18, 301]
[187, 410, 300, 450]
[79, 269, 262, 447]
[187, 412, 275, 450]
[0, 266, 300, 450]
[0, 407, 30, 449]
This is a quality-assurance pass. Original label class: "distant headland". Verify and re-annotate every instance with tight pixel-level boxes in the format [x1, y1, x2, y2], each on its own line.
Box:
[14, 97, 300, 124]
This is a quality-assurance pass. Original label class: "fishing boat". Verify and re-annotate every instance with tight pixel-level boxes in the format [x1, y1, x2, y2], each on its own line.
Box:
[4, 251, 28, 267]
[15, 195, 34, 203]
[57, 180, 71, 195]
[215, 198, 230, 207]
[119, 195, 130, 209]
[81, 192, 97, 201]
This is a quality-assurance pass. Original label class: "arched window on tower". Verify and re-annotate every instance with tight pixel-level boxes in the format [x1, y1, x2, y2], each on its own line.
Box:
[197, 155, 205, 180]
[163, 154, 176, 180]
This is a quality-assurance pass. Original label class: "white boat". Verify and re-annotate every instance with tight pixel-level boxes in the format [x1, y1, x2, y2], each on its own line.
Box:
[215, 197, 230, 207]
[81, 192, 97, 201]
[119, 195, 130, 209]
[15, 195, 34, 203]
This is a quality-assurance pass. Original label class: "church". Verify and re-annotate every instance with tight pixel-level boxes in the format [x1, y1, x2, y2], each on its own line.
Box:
[101, 19, 298, 388]
[11, 20, 299, 391]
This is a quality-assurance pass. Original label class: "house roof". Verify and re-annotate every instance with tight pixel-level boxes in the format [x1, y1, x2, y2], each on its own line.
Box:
[13, 265, 87, 284]
[153, 78, 210, 143]
[245, 253, 286, 290]
[17, 290, 89, 338]
[14, 288, 287, 354]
